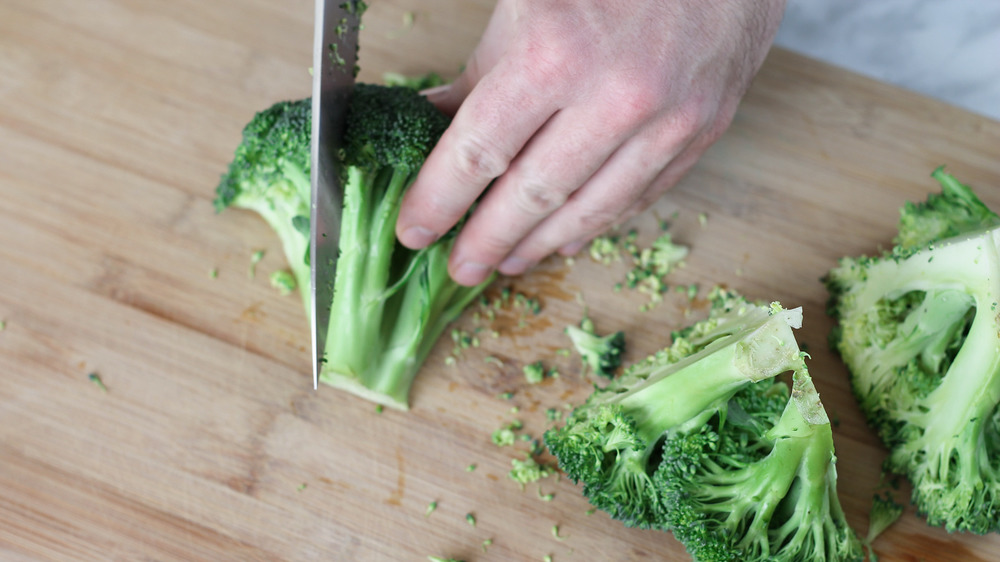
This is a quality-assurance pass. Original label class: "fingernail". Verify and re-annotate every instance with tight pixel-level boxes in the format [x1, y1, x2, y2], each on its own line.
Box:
[420, 84, 451, 103]
[452, 261, 493, 286]
[499, 256, 535, 276]
[400, 226, 440, 248]
[559, 240, 586, 256]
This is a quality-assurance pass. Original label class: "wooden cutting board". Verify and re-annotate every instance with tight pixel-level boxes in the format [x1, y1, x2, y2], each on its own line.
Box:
[2, 1, 999, 560]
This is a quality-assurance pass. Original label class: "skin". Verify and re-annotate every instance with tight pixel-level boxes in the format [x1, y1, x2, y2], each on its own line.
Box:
[395, 0, 788, 286]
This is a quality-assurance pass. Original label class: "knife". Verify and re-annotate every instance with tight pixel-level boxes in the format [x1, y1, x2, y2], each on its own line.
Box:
[310, 0, 362, 390]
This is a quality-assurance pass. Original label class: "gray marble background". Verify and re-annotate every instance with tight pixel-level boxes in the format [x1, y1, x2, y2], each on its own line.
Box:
[775, 0, 1000, 121]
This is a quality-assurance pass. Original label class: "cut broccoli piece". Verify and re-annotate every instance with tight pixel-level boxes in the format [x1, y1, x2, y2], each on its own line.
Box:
[863, 492, 903, 562]
[564, 315, 625, 379]
[544, 288, 861, 560]
[215, 85, 494, 409]
[825, 167, 1000, 533]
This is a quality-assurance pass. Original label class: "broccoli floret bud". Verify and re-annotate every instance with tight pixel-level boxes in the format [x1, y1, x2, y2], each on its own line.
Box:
[216, 85, 493, 410]
[825, 167, 1000, 533]
[545, 289, 861, 559]
[215, 98, 312, 309]
[565, 316, 626, 379]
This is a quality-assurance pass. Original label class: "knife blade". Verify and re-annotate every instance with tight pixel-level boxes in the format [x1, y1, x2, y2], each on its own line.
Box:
[310, 0, 362, 390]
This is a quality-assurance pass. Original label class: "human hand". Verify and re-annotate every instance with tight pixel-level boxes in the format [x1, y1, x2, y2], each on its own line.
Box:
[395, 0, 787, 286]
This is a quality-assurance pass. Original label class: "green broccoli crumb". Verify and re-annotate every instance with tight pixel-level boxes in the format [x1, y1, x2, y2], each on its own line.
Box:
[523, 360, 547, 384]
[269, 269, 297, 296]
[481, 538, 493, 553]
[492, 421, 522, 447]
[88, 372, 108, 393]
[508, 456, 554, 488]
[425, 500, 438, 517]
[249, 249, 265, 278]
[465, 512, 476, 527]
[466, 463, 477, 472]
[484, 355, 504, 367]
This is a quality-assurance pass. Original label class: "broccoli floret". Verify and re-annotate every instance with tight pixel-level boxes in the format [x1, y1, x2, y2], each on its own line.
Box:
[565, 315, 625, 378]
[544, 289, 861, 560]
[215, 85, 494, 410]
[825, 167, 1000, 533]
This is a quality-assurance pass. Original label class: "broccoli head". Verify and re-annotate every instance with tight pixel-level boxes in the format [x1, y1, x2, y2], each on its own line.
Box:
[215, 84, 493, 410]
[825, 167, 1000, 533]
[544, 289, 861, 560]
[215, 98, 312, 310]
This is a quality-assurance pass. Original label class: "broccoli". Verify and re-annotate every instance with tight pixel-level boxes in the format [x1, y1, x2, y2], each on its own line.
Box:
[824, 167, 1000, 533]
[215, 84, 493, 410]
[544, 289, 862, 561]
[863, 492, 903, 562]
[564, 315, 625, 379]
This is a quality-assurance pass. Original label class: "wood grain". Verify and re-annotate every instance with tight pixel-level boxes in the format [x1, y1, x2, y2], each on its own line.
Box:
[1, 0, 999, 560]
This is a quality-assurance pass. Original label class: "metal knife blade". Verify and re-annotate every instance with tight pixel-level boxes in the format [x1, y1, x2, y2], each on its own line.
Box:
[310, 0, 361, 390]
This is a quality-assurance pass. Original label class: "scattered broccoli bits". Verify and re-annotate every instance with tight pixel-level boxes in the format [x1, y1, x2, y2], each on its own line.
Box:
[825, 167, 1000, 534]
[545, 288, 862, 561]
[588, 229, 688, 310]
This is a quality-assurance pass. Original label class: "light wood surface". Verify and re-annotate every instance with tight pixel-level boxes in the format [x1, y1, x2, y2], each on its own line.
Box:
[2, 1, 999, 560]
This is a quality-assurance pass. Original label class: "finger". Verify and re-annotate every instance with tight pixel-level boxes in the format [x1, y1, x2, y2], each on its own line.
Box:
[422, 0, 515, 116]
[501, 127, 708, 273]
[395, 49, 574, 251]
[445, 101, 645, 285]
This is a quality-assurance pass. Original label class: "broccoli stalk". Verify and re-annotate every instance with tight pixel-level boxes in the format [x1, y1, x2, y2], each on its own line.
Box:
[825, 167, 1000, 533]
[215, 85, 493, 410]
[544, 289, 861, 560]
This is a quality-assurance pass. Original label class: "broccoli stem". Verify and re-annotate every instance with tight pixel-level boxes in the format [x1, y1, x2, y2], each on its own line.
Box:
[323, 165, 414, 394]
[617, 308, 805, 442]
[321, 165, 493, 408]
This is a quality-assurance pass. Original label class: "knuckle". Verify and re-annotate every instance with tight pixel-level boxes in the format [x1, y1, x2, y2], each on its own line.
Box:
[513, 180, 570, 217]
[451, 134, 510, 185]
[576, 204, 623, 233]
[615, 86, 660, 124]
[672, 98, 716, 138]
